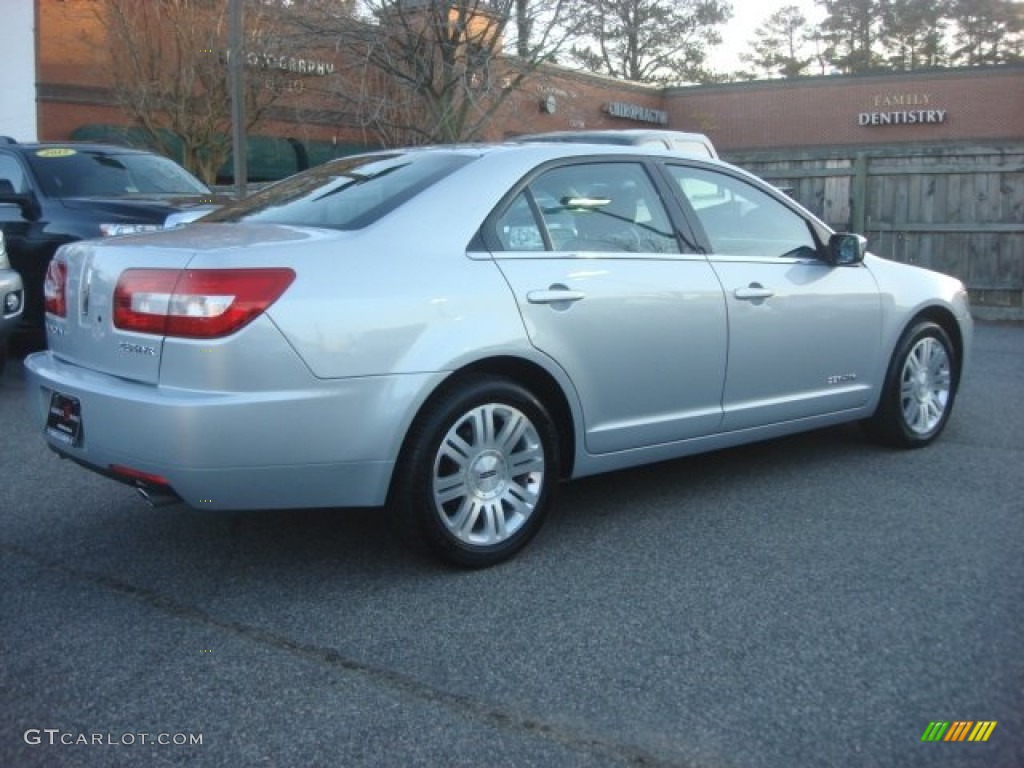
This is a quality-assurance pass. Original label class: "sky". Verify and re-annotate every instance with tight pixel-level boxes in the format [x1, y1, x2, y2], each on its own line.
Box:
[708, 0, 825, 74]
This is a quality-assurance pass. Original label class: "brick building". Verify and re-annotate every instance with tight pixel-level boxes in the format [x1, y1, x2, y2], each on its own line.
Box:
[667, 66, 1024, 152]
[4, 1, 1022, 316]
[18, 1, 1021, 164]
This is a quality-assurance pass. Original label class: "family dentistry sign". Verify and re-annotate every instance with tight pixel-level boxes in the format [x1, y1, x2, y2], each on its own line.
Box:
[858, 92, 948, 127]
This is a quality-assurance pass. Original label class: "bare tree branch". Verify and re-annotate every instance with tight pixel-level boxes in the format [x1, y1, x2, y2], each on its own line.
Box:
[289, 0, 580, 146]
[94, 0, 294, 182]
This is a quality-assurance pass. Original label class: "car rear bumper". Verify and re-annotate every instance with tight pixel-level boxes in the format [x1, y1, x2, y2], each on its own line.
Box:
[23, 351, 445, 510]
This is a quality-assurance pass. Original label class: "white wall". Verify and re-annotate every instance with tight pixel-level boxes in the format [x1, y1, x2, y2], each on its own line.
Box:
[0, 0, 38, 141]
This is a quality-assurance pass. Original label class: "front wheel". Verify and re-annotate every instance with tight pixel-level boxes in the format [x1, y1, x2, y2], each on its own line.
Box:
[390, 375, 559, 567]
[863, 321, 958, 448]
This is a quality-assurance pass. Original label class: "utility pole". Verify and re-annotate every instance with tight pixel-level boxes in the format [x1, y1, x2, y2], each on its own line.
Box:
[229, 0, 247, 197]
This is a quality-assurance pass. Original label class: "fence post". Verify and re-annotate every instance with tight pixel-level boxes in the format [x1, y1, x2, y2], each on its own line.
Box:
[851, 152, 868, 234]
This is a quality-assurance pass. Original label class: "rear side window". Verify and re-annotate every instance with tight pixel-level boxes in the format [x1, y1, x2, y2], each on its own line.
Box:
[205, 152, 476, 231]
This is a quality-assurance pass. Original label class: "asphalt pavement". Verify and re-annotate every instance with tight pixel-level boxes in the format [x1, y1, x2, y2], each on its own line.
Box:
[1, 323, 1022, 767]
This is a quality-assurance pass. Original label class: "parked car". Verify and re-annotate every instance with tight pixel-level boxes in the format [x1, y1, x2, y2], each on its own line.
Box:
[24, 143, 971, 567]
[0, 231, 25, 375]
[0, 138, 219, 335]
[515, 129, 718, 159]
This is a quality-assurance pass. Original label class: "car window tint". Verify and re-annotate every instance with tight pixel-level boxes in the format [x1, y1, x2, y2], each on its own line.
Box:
[205, 151, 475, 231]
[667, 166, 817, 258]
[0, 154, 30, 194]
[25, 150, 209, 197]
[114, 153, 210, 194]
[527, 162, 682, 254]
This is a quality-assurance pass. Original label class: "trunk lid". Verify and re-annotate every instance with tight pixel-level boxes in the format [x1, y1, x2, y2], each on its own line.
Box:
[45, 223, 308, 385]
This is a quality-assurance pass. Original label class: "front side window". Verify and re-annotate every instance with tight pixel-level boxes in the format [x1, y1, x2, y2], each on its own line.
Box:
[667, 165, 818, 259]
[494, 162, 683, 254]
[205, 151, 476, 232]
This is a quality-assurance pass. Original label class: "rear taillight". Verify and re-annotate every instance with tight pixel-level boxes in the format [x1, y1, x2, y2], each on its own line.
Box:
[113, 268, 295, 338]
[44, 258, 68, 318]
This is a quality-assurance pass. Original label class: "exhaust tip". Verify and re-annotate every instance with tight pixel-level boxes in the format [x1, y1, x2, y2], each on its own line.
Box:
[136, 484, 182, 509]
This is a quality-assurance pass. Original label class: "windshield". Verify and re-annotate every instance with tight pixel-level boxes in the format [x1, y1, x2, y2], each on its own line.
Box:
[26, 148, 210, 198]
[203, 151, 475, 231]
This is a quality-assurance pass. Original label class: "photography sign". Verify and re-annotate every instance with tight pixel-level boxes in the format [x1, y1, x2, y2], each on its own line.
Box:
[858, 92, 948, 127]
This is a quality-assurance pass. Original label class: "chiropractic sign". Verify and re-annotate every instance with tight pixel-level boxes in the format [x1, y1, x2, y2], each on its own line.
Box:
[605, 101, 669, 125]
[858, 92, 947, 127]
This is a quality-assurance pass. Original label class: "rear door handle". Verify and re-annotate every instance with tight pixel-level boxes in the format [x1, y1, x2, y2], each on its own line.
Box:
[734, 284, 774, 301]
[527, 289, 586, 305]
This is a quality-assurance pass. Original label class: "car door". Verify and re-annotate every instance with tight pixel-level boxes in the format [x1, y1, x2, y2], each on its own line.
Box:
[481, 159, 727, 454]
[663, 163, 883, 431]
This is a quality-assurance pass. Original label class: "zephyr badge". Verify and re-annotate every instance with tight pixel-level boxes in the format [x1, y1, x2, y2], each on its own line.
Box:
[119, 342, 157, 356]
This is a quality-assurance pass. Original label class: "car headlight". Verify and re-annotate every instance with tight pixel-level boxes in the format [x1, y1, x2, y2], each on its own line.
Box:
[99, 223, 163, 237]
[0, 230, 9, 269]
[4, 289, 22, 316]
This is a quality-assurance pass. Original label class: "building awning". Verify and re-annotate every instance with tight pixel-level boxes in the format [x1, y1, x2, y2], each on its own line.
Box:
[70, 125, 372, 182]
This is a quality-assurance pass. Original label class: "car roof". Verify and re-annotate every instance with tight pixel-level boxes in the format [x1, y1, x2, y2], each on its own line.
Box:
[382, 141, 716, 159]
[0, 140, 160, 155]
[512, 129, 718, 158]
[518, 129, 707, 140]
[325, 142, 732, 181]
[389, 141, 729, 171]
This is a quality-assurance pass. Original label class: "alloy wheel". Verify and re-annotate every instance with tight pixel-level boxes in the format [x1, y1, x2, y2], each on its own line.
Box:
[431, 402, 545, 547]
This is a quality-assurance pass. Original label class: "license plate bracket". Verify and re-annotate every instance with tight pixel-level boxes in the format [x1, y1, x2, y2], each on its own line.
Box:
[46, 392, 82, 447]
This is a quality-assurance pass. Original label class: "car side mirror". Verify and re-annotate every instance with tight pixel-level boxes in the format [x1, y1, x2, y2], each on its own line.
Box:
[0, 188, 40, 221]
[828, 233, 867, 266]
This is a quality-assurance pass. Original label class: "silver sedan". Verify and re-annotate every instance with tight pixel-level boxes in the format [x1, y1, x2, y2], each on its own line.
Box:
[24, 143, 972, 566]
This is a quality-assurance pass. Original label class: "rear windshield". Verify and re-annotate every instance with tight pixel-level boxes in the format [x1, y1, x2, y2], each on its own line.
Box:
[26, 148, 210, 197]
[203, 151, 476, 231]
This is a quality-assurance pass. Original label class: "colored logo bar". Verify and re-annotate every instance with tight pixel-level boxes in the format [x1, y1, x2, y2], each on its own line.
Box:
[921, 721, 997, 742]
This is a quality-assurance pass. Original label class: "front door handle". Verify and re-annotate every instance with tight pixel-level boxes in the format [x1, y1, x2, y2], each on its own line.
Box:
[734, 283, 774, 301]
[527, 289, 586, 305]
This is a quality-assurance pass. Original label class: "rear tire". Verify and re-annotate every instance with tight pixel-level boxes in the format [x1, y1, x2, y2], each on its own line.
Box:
[863, 321, 958, 448]
[390, 375, 559, 568]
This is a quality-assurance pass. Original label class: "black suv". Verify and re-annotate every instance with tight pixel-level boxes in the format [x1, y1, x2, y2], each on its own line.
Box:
[0, 139, 218, 334]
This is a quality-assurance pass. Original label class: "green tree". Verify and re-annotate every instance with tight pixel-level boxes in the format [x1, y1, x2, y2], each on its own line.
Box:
[817, 0, 884, 73]
[567, 0, 732, 84]
[881, 0, 952, 69]
[741, 5, 816, 78]
[950, 0, 1024, 65]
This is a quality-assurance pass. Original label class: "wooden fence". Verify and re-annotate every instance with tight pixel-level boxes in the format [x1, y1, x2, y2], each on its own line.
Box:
[725, 144, 1024, 319]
